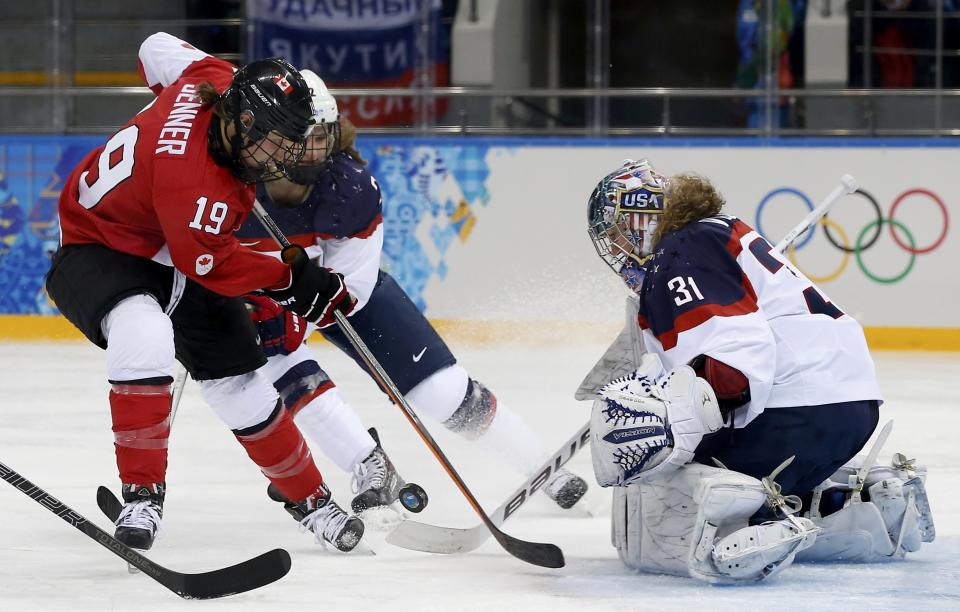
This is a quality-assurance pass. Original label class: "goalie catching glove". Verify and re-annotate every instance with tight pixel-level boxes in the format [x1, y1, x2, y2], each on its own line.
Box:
[591, 353, 724, 486]
[267, 245, 355, 328]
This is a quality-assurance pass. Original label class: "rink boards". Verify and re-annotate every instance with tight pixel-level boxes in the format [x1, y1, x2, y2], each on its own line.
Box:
[0, 136, 957, 349]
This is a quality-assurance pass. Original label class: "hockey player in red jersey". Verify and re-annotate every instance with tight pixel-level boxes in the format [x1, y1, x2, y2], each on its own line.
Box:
[45, 33, 363, 552]
[583, 159, 934, 582]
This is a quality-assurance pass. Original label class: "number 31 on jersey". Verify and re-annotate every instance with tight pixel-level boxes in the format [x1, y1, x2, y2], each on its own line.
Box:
[668, 276, 705, 306]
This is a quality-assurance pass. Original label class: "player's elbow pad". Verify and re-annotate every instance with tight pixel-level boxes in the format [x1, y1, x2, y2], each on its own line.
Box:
[689, 355, 750, 415]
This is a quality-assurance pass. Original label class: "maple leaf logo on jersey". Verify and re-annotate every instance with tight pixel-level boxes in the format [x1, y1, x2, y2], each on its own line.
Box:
[195, 253, 214, 276]
[273, 74, 293, 95]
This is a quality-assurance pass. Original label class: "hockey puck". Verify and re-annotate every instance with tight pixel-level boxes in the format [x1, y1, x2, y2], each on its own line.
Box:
[398, 483, 428, 513]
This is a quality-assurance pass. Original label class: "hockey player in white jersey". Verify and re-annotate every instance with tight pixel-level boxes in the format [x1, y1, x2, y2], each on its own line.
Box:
[236, 71, 589, 518]
[583, 159, 934, 582]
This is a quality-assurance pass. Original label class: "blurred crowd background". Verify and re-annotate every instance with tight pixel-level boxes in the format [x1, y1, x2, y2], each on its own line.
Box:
[0, 0, 958, 136]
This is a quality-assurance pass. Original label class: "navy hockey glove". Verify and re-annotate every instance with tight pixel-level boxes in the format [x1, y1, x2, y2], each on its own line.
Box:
[267, 245, 356, 328]
[245, 294, 308, 356]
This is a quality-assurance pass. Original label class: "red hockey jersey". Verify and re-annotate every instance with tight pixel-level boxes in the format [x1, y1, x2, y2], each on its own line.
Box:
[57, 32, 292, 296]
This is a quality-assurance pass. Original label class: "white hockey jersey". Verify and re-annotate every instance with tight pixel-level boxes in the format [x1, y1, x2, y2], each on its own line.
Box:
[637, 215, 883, 427]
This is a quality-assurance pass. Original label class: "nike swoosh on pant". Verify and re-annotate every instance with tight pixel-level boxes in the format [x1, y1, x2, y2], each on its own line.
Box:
[412, 347, 427, 362]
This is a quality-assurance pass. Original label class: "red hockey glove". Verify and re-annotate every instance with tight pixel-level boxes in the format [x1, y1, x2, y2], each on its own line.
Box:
[267, 245, 356, 328]
[245, 294, 308, 357]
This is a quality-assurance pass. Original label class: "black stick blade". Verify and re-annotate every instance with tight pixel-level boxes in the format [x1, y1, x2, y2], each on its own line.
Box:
[97, 486, 122, 522]
[176, 548, 292, 599]
[96, 485, 292, 599]
[493, 530, 565, 569]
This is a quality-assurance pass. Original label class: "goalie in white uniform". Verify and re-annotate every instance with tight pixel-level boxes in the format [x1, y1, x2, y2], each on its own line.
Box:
[581, 160, 935, 583]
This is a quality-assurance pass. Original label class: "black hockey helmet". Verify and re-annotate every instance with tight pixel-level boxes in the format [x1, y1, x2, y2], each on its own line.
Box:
[212, 58, 316, 182]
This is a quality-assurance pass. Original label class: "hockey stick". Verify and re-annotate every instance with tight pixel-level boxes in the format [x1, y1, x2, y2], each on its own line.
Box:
[0, 461, 291, 599]
[169, 365, 188, 424]
[251, 201, 564, 569]
[774, 174, 858, 252]
[385, 174, 860, 554]
[387, 422, 591, 553]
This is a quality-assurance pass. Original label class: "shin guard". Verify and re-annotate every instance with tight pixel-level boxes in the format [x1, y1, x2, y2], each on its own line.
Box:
[110, 380, 173, 485]
[234, 401, 323, 503]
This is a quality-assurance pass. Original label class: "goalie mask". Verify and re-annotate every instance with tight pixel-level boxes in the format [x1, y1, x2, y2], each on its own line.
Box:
[587, 159, 669, 292]
[285, 69, 342, 185]
[212, 58, 315, 183]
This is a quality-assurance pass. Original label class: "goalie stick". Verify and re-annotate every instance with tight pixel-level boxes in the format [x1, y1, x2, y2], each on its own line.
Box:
[0, 461, 291, 599]
[251, 201, 564, 569]
[385, 174, 860, 555]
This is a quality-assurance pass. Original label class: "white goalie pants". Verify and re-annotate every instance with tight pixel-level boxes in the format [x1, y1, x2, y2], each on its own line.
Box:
[612, 462, 817, 583]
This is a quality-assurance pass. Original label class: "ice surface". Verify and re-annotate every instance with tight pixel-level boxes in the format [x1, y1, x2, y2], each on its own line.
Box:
[0, 342, 957, 611]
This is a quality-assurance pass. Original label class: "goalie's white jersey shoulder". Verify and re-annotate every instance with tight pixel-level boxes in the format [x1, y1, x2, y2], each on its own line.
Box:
[637, 216, 882, 426]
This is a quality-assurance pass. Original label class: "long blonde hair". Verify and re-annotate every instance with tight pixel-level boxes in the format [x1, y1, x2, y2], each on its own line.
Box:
[337, 117, 366, 165]
[652, 173, 726, 247]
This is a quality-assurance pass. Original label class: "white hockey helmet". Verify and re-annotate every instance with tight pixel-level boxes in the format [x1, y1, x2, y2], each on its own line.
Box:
[286, 69, 341, 184]
[301, 69, 340, 127]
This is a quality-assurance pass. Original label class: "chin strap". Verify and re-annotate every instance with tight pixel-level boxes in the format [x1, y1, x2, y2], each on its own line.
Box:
[207, 114, 232, 167]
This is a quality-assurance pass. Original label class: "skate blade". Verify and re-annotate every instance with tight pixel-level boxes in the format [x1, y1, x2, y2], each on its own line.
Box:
[355, 540, 377, 556]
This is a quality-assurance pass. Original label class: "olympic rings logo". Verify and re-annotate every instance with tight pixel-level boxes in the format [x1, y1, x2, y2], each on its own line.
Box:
[754, 187, 950, 284]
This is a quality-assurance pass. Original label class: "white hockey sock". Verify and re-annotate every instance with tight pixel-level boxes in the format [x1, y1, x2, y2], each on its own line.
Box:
[293, 387, 376, 473]
[475, 402, 549, 475]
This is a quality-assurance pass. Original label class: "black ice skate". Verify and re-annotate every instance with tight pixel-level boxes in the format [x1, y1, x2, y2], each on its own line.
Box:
[268, 482, 364, 552]
[351, 428, 406, 514]
[114, 483, 164, 551]
[544, 469, 588, 510]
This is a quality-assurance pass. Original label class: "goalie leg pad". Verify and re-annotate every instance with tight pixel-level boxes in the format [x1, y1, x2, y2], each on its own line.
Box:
[811, 453, 935, 548]
[613, 463, 729, 577]
[903, 476, 935, 543]
[613, 463, 816, 583]
[868, 478, 923, 554]
[797, 499, 897, 561]
[799, 452, 935, 562]
[689, 468, 816, 583]
[708, 518, 817, 581]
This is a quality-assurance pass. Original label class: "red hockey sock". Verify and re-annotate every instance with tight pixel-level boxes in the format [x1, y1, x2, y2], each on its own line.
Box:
[110, 382, 172, 485]
[234, 402, 322, 503]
